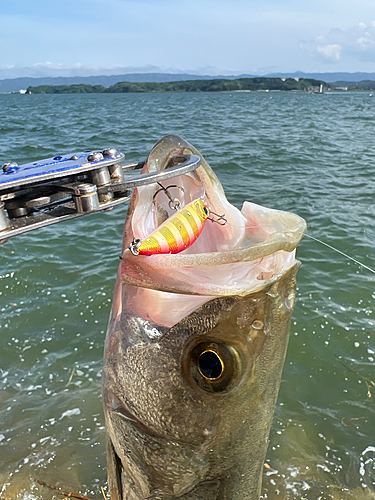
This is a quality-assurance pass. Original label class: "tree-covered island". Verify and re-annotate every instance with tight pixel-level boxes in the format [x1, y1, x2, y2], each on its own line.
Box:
[26, 77, 330, 94]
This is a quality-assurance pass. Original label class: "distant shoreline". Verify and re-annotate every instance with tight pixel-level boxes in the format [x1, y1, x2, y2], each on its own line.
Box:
[24, 77, 329, 94]
[2, 71, 375, 94]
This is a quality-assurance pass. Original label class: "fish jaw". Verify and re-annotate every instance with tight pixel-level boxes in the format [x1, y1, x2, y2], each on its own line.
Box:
[103, 263, 300, 500]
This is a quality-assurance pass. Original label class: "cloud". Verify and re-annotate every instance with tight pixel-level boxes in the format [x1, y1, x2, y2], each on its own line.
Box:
[301, 21, 375, 64]
[316, 44, 341, 62]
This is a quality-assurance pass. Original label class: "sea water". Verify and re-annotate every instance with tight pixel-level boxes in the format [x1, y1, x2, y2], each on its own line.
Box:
[0, 91, 374, 499]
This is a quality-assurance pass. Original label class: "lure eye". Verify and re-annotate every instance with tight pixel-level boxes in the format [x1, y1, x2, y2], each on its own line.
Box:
[203, 205, 209, 216]
[187, 341, 239, 393]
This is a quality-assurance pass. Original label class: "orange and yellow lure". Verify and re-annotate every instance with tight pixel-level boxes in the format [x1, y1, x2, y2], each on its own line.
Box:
[129, 198, 210, 256]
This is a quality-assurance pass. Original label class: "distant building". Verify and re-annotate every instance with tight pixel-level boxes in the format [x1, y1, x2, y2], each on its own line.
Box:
[310, 84, 324, 94]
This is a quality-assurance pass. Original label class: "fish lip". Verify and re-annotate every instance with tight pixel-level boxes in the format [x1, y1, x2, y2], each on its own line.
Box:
[105, 389, 162, 439]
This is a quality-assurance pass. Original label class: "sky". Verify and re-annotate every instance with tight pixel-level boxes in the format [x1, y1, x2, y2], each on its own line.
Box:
[2, 0, 375, 78]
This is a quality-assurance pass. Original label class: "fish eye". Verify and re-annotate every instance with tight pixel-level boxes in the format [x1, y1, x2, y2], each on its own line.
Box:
[202, 206, 209, 216]
[198, 350, 223, 380]
[186, 341, 239, 393]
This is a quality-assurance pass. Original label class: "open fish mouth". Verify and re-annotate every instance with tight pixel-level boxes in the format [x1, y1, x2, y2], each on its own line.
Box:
[119, 134, 306, 328]
[121, 135, 306, 296]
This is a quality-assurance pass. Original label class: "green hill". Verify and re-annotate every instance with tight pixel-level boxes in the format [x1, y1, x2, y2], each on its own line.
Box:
[26, 77, 329, 94]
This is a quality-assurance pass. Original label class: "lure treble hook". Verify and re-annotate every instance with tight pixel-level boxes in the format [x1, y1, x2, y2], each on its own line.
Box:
[129, 238, 142, 256]
[153, 182, 185, 211]
[208, 211, 227, 225]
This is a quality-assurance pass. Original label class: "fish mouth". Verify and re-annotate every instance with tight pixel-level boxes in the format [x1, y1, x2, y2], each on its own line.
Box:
[104, 390, 166, 498]
[120, 135, 306, 298]
[104, 388, 162, 440]
[104, 389, 217, 499]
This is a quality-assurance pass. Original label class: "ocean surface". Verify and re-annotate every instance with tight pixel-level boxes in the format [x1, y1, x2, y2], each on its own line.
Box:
[0, 91, 374, 499]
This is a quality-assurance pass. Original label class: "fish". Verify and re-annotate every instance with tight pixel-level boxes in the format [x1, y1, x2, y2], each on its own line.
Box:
[102, 135, 307, 500]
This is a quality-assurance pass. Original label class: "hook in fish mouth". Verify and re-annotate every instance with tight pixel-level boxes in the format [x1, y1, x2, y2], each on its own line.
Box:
[207, 211, 227, 225]
[129, 238, 142, 255]
[153, 182, 184, 211]
[128, 198, 211, 256]
[128, 197, 228, 257]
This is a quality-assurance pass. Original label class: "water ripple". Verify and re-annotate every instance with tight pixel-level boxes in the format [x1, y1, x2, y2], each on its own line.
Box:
[1, 91, 374, 498]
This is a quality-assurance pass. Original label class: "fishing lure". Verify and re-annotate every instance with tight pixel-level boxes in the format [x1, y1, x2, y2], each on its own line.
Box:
[129, 198, 217, 256]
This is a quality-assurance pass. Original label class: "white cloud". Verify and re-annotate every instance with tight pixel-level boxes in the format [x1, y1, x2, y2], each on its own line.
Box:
[302, 21, 375, 65]
[316, 44, 341, 62]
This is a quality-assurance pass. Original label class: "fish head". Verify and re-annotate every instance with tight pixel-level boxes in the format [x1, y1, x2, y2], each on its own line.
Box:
[103, 135, 306, 500]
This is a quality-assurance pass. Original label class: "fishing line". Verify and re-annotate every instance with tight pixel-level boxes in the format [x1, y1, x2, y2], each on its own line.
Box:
[304, 234, 375, 275]
[203, 219, 375, 275]
[151, 196, 375, 274]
